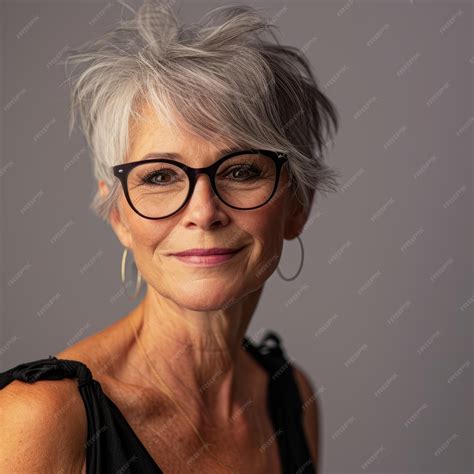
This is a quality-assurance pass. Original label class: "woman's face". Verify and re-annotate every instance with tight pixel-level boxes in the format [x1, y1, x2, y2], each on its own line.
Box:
[101, 104, 310, 311]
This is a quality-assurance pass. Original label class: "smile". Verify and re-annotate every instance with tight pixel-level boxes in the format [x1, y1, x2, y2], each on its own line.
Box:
[172, 247, 244, 266]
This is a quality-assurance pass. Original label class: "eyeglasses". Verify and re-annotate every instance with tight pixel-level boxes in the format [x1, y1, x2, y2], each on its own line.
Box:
[111, 149, 288, 220]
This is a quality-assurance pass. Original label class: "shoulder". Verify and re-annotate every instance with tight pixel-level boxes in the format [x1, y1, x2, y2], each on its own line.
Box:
[0, 371, 87, 471]
[291, 363, 321, 469]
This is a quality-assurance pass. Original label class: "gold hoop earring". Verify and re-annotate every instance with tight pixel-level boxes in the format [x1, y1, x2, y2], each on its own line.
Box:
[121, 247, 142, 299]
[277, 234, 304, 281]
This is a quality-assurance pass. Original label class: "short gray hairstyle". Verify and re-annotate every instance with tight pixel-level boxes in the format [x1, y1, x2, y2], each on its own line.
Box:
[61, 0, 341, 222]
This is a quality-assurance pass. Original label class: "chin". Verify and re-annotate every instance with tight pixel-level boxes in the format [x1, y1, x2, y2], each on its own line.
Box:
[171, 287, 240, 312]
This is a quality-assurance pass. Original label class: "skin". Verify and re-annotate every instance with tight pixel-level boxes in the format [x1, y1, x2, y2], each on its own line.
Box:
[70, 102, 317, 471]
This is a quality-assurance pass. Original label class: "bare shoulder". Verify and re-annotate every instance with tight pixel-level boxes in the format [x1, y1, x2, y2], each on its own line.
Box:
[0, 375, 87, 472]
[0, 315, 133, 472]
[291, 363, 321, 470]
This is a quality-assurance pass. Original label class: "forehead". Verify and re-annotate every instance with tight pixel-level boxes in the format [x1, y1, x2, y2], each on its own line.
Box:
[127, 101, 235, 163]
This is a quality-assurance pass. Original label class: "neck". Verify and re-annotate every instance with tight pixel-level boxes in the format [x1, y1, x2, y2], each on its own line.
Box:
[125, 285, 264, 428]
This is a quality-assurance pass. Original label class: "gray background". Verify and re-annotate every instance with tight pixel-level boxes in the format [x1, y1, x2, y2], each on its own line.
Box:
[1, 0, 472, 473]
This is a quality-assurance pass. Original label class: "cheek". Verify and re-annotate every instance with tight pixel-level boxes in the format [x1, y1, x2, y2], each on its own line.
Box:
[129, 219, 175, 292]
[242, 209, 285, 278]
[127, 213, 171, 255]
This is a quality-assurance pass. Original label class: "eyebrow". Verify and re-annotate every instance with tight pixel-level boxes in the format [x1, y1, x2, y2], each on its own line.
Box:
[141, 147, 247, 162]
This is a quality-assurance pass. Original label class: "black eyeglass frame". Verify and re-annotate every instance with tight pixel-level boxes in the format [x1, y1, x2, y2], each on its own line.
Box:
[111, 149, 289, 220]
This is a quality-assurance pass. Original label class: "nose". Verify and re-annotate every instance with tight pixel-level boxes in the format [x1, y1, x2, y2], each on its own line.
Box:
[192, 172, 219, 202]
[181, 173, 228, 227]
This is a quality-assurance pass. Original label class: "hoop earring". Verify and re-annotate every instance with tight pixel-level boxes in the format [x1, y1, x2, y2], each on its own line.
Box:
[277, 234, 304, 282]
[121, 247, 142, 299]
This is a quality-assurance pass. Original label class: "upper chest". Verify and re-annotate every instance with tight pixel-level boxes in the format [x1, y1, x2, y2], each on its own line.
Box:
[97, 378, 283, 473]
[59, 328, 286, 473]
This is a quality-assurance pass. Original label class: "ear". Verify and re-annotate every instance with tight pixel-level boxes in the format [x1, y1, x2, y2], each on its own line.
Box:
[284, 188, 315, 240]
[99, 180, 132, 249]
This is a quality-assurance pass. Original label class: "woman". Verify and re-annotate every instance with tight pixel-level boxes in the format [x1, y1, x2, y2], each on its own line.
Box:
[0, 1, 340, 472]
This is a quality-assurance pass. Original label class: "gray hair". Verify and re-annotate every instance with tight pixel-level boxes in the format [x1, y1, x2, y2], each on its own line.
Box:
[60, 0, 341, 222]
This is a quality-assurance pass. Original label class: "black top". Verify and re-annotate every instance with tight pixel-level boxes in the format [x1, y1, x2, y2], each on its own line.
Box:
[0, 330, 316, 473]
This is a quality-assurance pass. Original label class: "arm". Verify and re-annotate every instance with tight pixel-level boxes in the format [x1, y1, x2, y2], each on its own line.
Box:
[0, 378, 87, 473]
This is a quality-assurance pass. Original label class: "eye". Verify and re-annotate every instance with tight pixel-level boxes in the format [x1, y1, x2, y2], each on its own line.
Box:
[222, 164, 261, 181]
[141, 169, 179, 185]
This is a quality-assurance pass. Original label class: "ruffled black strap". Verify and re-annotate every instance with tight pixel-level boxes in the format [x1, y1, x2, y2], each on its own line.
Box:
[247, 330, 316, 473]
[0, 355, 92, 389]
[258, 330, 284, 356]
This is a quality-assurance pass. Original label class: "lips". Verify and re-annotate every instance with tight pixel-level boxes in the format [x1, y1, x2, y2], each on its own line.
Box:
[170, 246, 244, 266]
[171, 247, 242, 257]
